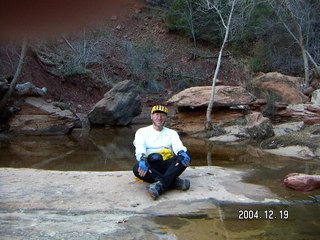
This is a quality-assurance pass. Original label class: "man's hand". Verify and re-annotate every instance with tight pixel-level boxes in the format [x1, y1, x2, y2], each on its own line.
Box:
[178, 150, 191, 167]
[138, 154, 148, 177]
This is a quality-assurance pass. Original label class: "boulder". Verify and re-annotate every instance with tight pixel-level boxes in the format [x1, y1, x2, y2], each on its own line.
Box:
[311, 89, 320, 104]
[88, 80, 141, 126]
[273, 121, 305, 137]
[250, 72, 308, 104]
[15, 82, 47, 97]
[284, 173, 320, 191]
[8, 97, 79, 135]
[167, 86, 256, 110]
[246, 112, 274, 140]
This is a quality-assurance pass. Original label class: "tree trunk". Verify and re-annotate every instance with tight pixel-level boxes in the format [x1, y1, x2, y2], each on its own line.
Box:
[295, 22, 310, 91]
[187, 0, 197, 46]
[306, 50, 320, 77]
[301, 44, 310, 91]
[205, 0, 236, 129]
[0, 39, 28, 112]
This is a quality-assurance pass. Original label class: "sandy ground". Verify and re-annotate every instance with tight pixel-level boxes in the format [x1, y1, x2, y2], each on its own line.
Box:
[0, 167, 282, 239]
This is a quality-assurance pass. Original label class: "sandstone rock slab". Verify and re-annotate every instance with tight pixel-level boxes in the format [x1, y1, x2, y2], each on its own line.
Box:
[0, 167, 282, 240]
[167, 86, 256, 110]
[278, 104, 320, 125]
[8, 97, 79, 135]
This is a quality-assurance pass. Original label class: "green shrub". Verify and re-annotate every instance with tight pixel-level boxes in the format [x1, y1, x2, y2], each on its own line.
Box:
[166, 0, 222, 44]
[248, 41, 270, 73]
[261, 91, 282, 116]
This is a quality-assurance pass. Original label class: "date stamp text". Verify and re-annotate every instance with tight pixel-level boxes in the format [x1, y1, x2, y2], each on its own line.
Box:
[238, 209, 289, 220]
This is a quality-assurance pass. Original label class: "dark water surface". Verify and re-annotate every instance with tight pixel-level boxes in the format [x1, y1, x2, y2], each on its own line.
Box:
[1, 125, 320, 239]
[136, 203, 320, 240]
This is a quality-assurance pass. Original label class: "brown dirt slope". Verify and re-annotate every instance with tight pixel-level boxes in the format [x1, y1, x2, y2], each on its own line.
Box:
[1, 0, 249, 114]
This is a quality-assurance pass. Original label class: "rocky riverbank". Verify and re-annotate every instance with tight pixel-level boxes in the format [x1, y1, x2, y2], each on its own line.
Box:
[1, 72, 320, 161]
[167, 72, 320, 161]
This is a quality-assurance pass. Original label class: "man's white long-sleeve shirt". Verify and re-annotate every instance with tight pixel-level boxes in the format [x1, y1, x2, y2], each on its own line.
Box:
[133, 125, 187, 160]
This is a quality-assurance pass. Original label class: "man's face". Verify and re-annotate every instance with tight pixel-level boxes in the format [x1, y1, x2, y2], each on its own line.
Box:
[151, 112, 167, 128]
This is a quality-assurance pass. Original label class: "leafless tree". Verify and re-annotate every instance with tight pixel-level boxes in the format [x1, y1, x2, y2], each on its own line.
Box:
[203, 0, 237, 128]
[0, 39, 28, 112]
[186, 0, 197, 46]
[269, 0, 320, 91]
[168, 0, 204, 46]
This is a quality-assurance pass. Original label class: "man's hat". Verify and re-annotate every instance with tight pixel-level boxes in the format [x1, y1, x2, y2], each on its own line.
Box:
[151, 105, 168, 114]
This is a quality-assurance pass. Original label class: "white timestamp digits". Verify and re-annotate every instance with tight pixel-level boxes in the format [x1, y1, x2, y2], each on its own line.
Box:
[238, 209, 289, 220]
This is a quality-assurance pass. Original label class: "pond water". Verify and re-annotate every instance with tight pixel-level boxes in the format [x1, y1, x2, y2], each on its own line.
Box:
[1, 124, 320, 239]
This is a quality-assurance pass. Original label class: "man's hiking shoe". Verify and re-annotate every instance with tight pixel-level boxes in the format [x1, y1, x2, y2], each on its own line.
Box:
[173, 178, 190, 191]
[146, 181, 163, 200]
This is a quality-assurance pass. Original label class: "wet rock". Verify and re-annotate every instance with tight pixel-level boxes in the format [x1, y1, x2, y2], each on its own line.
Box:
[206, 125, 226, 137]
[250, 72, 308, 104]
[88, 80, 141, 126]
[273, 121, 305, 137]
[209, 134, 242, 142]
[264, 146, 316, 160]
[260, 124, 320, 159]
[311, 89, 320, 104]
[167, 85, 256, 111]
[8, 97, 79, 135]
[284, 173, 320, 191]
[224, 125, 249, 137]
[15, 82, 47, 97]
[246, 112, 274, 140]
[209, 125, 249, 142]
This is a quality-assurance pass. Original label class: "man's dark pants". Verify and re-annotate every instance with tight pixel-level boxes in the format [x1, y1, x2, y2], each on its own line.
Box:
[133, 156, 186, 191]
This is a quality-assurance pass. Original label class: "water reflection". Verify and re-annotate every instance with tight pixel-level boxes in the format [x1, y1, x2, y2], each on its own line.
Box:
[0, 127, 137, 171]
[107, 203, 320, 240]
[1, 126, 320, 174]
[1, 126, 320, 195]
[1, 127, 320, 238]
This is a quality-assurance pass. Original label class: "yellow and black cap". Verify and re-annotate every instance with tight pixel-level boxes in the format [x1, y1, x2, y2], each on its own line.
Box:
[151, 105, 168, 114]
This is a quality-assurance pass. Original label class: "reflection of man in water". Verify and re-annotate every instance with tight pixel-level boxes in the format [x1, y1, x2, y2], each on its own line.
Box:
[133, 105, 191, 200]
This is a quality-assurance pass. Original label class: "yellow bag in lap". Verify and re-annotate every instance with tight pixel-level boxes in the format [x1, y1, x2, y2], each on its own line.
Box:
[156, 149, 174, 160]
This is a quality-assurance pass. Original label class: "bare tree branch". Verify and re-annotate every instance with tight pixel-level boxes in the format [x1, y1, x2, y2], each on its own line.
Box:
[0, 39, 28, 112]
[61, 35, 77, 53]
[206, 0, 237, 127]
